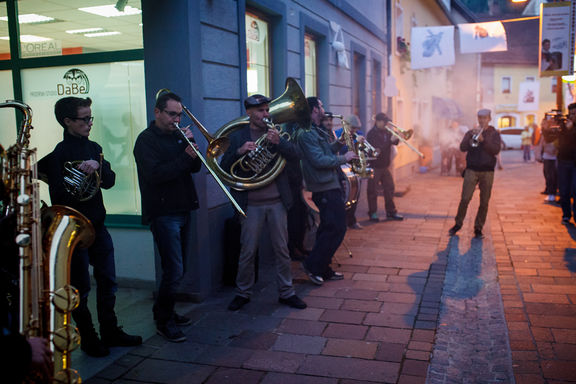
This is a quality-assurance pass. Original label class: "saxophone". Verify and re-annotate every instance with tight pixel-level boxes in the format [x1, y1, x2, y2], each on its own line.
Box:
[334, 115, 374, 179]
[1, 100, 95, 383]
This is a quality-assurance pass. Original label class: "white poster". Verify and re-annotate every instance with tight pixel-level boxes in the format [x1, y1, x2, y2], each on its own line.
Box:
[539, 2, 573, 76]
[458, 22, 507, 53]
[411, 26, 455, 70]
[517, 81, 540, 112]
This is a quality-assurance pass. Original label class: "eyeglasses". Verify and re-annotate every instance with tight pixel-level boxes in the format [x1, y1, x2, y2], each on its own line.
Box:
[71, 116, 94, 124]
[162, 110, 182, 118]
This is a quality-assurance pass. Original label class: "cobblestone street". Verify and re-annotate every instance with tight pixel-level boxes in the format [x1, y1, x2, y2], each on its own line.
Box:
[81, 150, 576, 384]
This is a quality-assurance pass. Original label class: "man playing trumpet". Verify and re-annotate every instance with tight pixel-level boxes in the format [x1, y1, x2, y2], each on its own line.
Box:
[220, 94, 307, 311]
[449, 109, 501, 239]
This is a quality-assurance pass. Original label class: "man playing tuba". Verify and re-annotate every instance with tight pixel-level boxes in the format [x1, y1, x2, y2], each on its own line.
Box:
[220, 94, 307, 311]
[40, 97, 142, 356]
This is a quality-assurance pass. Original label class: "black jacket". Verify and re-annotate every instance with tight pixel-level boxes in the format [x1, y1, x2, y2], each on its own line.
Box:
[556, 122, 576, 162]
[220, 125, 297, 211]
[40, 131, 115, 227]
[133, 122, 202, 224]
[460, 126, 501, 172]
[366, 125, 399, 169]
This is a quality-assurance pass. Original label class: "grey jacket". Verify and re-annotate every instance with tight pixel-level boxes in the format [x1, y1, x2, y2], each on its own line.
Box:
[296, 123, 348, 192]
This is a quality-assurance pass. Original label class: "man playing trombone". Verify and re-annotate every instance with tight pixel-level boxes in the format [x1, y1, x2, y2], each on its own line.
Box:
[366, 113, 404, 222]
[133, 91, 202, 342]
[449, 109, 501, 239]
[220, 94, 307, 311]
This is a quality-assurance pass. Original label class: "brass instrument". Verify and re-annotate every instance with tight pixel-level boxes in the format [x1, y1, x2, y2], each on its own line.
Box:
[207, 77, 310, 191]
[229, 117, 291, 178]
[470, 126, 484, 148]
[155, 90, 246, 217]
[385, 122, 425, 158]
[332, 114, 374, 178]
[1, 100, 95, 383]
[62, 155, 102, 202]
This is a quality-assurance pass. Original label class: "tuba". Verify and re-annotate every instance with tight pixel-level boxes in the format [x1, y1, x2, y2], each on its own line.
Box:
[207, 78, 310, 191]
[1, 100, 95, 383]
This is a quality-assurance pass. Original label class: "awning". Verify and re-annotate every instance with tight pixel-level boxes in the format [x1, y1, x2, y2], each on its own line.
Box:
[432, 97, 462, 120]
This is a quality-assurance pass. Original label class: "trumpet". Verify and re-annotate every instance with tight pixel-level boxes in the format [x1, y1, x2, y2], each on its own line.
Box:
[385, 122, 425, 158]
[470, 127, 484, 147]
[230, 117, 291, 177]
[156, 88, 246, 217]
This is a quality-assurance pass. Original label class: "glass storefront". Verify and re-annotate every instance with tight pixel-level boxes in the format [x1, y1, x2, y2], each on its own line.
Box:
[304, 34, 317, 97]
[246, 12, 270, 96]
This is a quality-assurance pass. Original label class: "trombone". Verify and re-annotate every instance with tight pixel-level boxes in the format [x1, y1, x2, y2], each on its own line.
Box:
[156, 89, 246, 217]
[385, 122, 425, 158]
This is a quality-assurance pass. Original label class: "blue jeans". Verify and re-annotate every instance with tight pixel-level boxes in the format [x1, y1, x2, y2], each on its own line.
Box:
[558, 160, 576, 219]
[71, 225, 118, 332]
[150, 212, 192, 325]
[305, 189, 347, 277]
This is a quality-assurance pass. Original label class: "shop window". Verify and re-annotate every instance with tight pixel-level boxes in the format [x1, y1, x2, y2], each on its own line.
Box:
[501, 77, 511, 94]
[0, 2, 8, 60]
[498, 115, 516, 128]
[246, 12, 270, 96]
[304, 34, 317, 97]
[3, 0, 142, 59]
[20, 61, 146, 215]
[0, 70, 16, 145]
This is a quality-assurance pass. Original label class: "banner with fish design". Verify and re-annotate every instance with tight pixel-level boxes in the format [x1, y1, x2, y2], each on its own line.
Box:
[410, 26, 455, 70]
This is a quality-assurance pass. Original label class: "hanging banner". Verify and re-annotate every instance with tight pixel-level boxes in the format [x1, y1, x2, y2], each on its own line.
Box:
[539, 1, 574, 77]
[517, 81, 540, 111]
[458, 21, 507, 53]
[411, 26, 455, 70]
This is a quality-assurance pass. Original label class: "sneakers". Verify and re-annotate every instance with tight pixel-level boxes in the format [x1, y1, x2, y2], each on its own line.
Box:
[474, 229, 484, 239]
[386, 213, 404, 221]
[448, 224, 461, 236]
[325, 271, 344, 281]
[228, 295, 250, 311]
[301, 262, 324, 286]
[349, 222, 363, 229]
[80, 330, 110, 357]
[100, 326, 142, 347]
[369, 213, 380, 222]
[157, 322, 186, 342]
[173, 313, 192, 326]
[279, 295, 307, 309]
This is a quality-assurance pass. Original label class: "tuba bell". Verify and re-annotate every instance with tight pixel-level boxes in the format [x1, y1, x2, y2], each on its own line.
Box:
[207, 78, 310, 191]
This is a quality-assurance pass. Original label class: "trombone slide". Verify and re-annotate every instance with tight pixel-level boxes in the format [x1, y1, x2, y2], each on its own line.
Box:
[385, 123, 425, 158]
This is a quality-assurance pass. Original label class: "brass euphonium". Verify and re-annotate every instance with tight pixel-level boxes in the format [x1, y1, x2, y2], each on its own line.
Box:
[1, 100, 95, 383]
[207, 77, 310, 191]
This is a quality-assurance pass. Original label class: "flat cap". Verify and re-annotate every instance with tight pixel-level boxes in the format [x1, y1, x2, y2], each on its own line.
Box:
[244, 94, 272, 109]
[477, 108, 491, 117]
[374, 112, 390, 123]
[345, 114, 362, 128]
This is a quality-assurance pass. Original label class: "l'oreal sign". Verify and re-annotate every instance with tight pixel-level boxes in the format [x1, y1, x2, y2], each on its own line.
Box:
[20, 40, 62, 58]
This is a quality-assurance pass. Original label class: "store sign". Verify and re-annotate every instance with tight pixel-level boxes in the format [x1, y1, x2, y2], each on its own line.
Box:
[20, 40, 62, 58]
[58, 68, 90, 95]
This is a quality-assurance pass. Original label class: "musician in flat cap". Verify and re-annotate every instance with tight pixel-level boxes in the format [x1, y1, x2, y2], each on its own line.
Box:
[220, 94, 307, 312]
[449, 108, 501, 239]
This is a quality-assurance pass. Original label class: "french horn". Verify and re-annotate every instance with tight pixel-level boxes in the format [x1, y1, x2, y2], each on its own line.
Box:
[207, 78, 310, 191]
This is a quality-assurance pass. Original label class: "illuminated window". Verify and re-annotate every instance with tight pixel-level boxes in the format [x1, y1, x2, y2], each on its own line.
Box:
[304, 34, 317, 97]
[3, 0, 143, 59]
[0, 2, 8, 60]
[20, 61, 146, 215]
[501, 77, 511, 94]
[246, 12, 270, 96]
[498, 115, 516, 128]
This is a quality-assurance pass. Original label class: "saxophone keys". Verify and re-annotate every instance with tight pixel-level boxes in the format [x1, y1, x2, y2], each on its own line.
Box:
[52, 285, 80, 312]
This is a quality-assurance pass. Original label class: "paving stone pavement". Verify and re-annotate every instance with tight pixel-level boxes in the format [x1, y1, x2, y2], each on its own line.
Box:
[80, 151, 576, 384]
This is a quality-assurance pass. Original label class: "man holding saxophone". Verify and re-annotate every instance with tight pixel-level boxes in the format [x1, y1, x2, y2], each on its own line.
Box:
[449, 109, 501, 239]
[42, 97, 142, 356]
[133, 92, 202, 343]
[220, 94, 307, 311]
[296, 97, 358, 285]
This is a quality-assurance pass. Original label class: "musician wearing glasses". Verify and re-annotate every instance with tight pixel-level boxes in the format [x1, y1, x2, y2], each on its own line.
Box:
[449, 109, 501, 239]
[220, 94, 307, 311]
[40, 97, 142, 357]
[366, 113, 403, 222]
[133, 92, 202, 342]
[296, 97, 358, 285]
